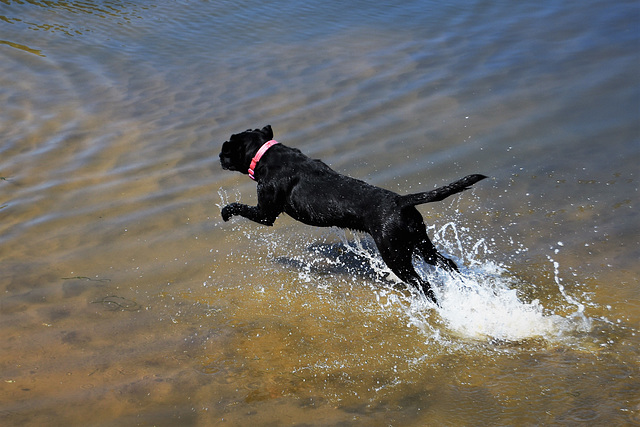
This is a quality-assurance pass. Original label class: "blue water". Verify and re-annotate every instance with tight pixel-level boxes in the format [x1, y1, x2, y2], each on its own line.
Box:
[1, 0, 638, 425]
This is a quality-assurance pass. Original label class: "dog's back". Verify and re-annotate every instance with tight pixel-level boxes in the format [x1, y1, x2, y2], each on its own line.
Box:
[263, 144, 397, 231]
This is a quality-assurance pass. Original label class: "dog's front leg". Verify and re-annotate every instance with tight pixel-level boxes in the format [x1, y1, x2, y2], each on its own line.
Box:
[221, 202, 278, 225]
[221, 184, 283, 226]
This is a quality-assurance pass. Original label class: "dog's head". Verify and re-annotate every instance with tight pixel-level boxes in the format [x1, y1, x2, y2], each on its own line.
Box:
[219, 125, 274, 173]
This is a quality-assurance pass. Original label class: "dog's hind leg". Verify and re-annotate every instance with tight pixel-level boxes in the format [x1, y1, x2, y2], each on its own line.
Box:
[418, 239, 459, 272]
[396, 264, 438, 304]
[376, 245, 438, 303]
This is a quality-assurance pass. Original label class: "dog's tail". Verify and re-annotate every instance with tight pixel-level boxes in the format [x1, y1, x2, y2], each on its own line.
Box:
[398, 174, 488, 208]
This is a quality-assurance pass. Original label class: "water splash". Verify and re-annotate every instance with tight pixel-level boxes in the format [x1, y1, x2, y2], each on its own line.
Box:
[420, 264, 582, 342]
[335, 224, 592, 343]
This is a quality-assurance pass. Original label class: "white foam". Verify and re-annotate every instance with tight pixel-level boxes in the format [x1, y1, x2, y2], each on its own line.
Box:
[425, 265, 570, 341]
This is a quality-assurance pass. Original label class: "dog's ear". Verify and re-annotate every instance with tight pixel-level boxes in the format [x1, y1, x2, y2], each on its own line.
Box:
[261, 125, 273, 140]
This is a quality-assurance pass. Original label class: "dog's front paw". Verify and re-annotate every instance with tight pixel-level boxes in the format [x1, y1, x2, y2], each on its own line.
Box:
[221, 204, 235, 222]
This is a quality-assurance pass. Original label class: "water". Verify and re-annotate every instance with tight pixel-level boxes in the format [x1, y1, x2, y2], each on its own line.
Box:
[1, 0, 639, 425]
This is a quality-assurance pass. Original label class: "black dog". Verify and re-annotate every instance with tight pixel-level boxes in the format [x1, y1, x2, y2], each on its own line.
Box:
[219, 125, 486, 303]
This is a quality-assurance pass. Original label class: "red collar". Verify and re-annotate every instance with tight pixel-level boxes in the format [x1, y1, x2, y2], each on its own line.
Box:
[248, 140, 279, 180]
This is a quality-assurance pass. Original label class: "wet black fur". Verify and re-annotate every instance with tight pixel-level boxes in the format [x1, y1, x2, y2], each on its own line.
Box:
[219, 125, 487, 303]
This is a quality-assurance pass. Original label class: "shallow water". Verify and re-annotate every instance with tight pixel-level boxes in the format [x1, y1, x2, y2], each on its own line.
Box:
[1, 0, 639, 425]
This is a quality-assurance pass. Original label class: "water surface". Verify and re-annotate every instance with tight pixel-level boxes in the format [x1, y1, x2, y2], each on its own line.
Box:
[1, 0, 638, 425]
